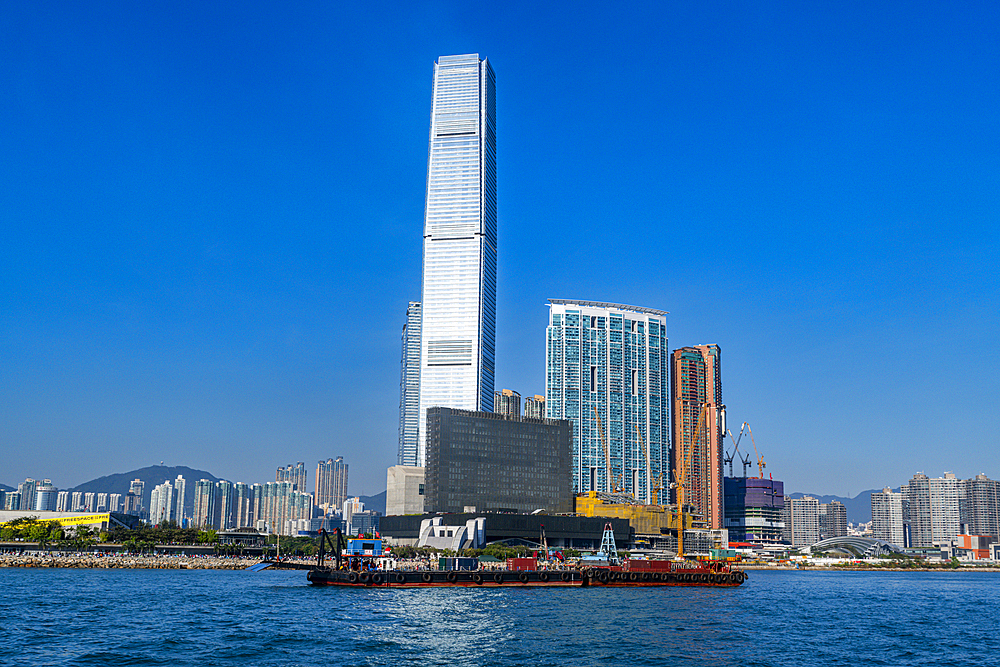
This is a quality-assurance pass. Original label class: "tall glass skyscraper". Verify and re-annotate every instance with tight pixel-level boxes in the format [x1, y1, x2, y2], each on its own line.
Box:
[398, 301, 421, 466]
[417, 54, 497, 465]
[545, 300, 669, 503]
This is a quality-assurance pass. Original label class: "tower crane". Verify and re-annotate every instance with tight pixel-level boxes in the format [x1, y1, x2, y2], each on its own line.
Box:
[674, 402, 707, 559]
[635, 424, 662, 504]
[725, 422, 753, 477]
[747, 423, 766, 479]
[593, 405, 612, 493]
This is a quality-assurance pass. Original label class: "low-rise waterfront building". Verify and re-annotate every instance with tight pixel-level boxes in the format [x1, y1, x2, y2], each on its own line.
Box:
[380, 513, 632, 551]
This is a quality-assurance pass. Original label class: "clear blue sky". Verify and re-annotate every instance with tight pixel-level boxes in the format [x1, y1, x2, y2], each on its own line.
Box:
[2, 1, 998, 498]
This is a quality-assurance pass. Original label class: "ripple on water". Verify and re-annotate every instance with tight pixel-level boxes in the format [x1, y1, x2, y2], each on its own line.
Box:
[3, 569, 1000, 667]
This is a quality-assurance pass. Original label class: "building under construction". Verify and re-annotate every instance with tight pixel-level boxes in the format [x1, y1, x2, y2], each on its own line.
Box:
[575, 491, 723, 555]
[723, 476, 785, 544]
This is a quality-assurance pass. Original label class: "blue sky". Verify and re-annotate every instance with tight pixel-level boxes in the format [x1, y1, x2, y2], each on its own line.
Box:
[2, 1, 998, 498]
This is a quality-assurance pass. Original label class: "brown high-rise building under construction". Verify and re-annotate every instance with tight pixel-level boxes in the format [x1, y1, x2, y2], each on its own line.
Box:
[671, 344, 724, 530]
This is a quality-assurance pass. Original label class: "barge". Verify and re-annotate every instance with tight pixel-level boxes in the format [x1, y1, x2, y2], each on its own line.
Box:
[303, 527, 746, 588]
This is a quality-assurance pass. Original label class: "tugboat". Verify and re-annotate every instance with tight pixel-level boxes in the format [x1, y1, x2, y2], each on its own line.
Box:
[303, 524, 746, 588]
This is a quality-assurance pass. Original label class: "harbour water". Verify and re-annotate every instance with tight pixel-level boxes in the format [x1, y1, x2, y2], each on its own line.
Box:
[2, 567, 997, 666]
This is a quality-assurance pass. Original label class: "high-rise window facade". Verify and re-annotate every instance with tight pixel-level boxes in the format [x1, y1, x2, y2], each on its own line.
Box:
[276, 463, 307, 492]
[672, 345, 724, 530]
[545, 300, 669, 504]
[173, 475, 186, 525]
[424, 407, 573, 514]
[904, 472, 960, 547]
[316, 457, 349, 510]
[398, 302, 422, 466]
[962, 473, 1000, 538]
[723, 477, 785, 544]
[192, 480, 215, 529]
[494, 389, 521, 417]
[871, 487, 905, 546]
[782, 495, 820, 546]
[524, 395, 545, 419]
[417, 54, 497, 464]
[819, 501, 848, 539]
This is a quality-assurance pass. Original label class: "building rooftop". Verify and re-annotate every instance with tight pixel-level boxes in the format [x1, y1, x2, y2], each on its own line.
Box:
[547, 299, 668, 317]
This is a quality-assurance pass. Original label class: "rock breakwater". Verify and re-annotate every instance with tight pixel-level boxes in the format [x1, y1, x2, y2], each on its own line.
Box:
[0, 553, 258, 570]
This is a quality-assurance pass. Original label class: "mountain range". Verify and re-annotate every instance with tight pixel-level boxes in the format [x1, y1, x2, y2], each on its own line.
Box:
[69, 465, 222, 519]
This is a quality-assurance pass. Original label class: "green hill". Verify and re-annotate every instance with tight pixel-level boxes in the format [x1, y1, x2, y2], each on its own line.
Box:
[69, 465, 221, 519]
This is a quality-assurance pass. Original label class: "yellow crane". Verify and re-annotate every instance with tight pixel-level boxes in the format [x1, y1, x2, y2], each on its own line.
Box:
[634, 424, 662, 505]
[747, 423, 766, 478]
[593, 405, 612, 493]
[674, 403, 707, 559]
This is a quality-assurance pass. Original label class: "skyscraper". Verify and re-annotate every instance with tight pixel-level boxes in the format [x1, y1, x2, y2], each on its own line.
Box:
[545, 300, 669, 503]
[782, 495, 820, 546]
[215, 480, 234, 530]
[173, 475, 187, 525]
[234, 482, 253, 529]
[398, 301, 422, 466]
[129, 479, 145, 516]
[192, 480, 215, 529]
[33, 482, 57, 512]
[417, 54, 497, 464]
[524, 395, 545, 419]
[257, 481, 312, 535]
[315, 457, 349, 510]
[962, 473, 1000, 538]
[904, 472, 960, 547]
[150, 481, 174, 525]
[276, 463, 307, 492]
[17, 479, 39, 512]
[672, 345, 724, 530]
[723, 476, 785, 544]
[494, 389, 521, 418]
[871, 487, 905, 546]
[819, 501, 848, 539]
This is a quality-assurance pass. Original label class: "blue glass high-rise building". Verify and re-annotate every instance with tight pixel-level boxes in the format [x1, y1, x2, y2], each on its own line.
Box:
[417, 54, 497, 465]
[398, 301, 421, 466]
[545, 300, 669, 503]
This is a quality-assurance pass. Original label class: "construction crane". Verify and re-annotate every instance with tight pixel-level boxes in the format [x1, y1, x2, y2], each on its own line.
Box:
[725, 422, 753, 477]
[634, 424, 662, 505]
[747, 423, 766, 478]
[593, 405, 612, 493]
[674, 403, 707, 559]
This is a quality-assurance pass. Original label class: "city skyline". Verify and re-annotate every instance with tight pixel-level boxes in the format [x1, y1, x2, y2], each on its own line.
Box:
[2, 4, 998, 496]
